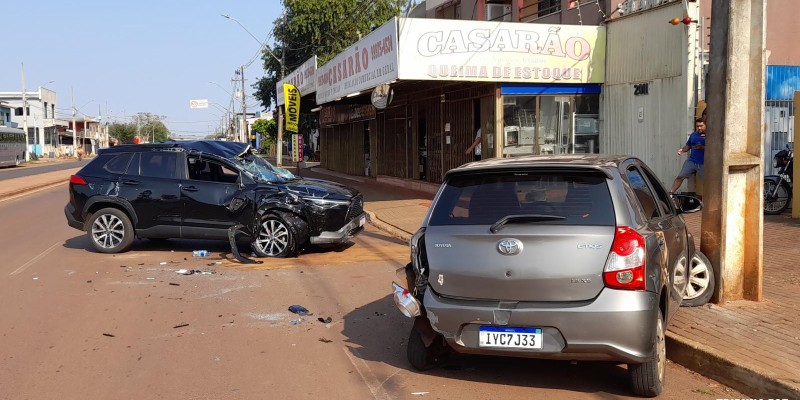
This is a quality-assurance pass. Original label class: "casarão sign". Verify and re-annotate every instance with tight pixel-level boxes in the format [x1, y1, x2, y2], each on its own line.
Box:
[397, 18, 605, 84]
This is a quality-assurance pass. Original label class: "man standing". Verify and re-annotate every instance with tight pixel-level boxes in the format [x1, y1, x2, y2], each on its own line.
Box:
[670, 118, 706, 193]
[465, 127, 482, 162]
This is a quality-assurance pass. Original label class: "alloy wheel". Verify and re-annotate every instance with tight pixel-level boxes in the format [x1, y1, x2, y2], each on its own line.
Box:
[656, 315, 666, 383]
[255, 219, 290, 256]
[684, 253, 711, 300]
[91, 214, 125, 249]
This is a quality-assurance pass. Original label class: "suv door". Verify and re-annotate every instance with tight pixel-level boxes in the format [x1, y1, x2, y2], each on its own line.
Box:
[180, 155, 251, 239]
[623, 163, 686, 319]
[118, 151, 182, 238]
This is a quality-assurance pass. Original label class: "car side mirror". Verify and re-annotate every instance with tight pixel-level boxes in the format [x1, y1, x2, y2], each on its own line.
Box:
[672, 194, 703, 214]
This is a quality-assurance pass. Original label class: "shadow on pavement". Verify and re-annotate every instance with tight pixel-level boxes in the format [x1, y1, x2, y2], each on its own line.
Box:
[341, 294, 633, 396]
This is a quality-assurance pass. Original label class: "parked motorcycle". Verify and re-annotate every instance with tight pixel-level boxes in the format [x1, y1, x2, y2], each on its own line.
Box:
[764, 144, 793, 215]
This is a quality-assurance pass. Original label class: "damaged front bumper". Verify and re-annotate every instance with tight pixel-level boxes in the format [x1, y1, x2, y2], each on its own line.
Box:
[309, 212, 367, 244]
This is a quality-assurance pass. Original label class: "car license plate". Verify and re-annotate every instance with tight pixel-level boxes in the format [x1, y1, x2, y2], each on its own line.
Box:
[359, 215, 366, 227]
[478, 326, 543, 349]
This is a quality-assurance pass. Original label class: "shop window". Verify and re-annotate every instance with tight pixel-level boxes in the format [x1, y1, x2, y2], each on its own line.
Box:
[435, 1, 461, 19]
[520, 0, 561, 20]
[501, 94, 600, 157]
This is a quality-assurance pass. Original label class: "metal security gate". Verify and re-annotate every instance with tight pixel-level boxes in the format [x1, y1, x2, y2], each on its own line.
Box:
[764, 100, 794, 176]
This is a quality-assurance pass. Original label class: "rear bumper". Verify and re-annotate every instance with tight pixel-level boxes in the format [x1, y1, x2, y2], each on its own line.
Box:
[422, 288, 659, 364]
[65, 204, 85, 231]
[309, 212, 367, 244]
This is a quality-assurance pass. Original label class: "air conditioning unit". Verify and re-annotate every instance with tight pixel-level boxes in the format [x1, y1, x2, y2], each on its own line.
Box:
[486, 3, 512, 21]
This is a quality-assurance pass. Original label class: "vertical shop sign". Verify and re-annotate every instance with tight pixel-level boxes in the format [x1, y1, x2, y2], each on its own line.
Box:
[284, 83, 300, 133]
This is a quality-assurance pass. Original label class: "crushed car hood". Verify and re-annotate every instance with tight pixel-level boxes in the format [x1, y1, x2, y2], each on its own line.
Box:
[283, 178, 359, 200]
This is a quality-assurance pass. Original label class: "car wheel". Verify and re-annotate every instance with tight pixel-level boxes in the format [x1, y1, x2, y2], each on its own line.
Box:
[681, 252, 715, 307]
[252, 213, 296, 258]
[88, 208, 134, 254]
[407, 327, 444, 371]
[629, 309, 665, 397]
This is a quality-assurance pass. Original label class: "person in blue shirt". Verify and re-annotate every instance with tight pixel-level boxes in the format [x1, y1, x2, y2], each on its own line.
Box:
[670, 118, 706, 194]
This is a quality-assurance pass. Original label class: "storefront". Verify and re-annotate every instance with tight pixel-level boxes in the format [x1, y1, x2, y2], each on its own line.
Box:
[311, 16, 605, 183]
[276, 56, 318, 161]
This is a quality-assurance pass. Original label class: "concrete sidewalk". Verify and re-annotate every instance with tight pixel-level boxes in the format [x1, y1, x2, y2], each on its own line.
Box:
[309, 166, 800, 399]
[0, 168, 77, 201]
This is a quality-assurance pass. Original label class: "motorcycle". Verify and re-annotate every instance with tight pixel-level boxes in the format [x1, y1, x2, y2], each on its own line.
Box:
[764, 144, 793, 215]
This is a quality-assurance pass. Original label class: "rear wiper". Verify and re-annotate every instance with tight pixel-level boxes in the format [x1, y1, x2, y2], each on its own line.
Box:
[490, 214, 566, 233]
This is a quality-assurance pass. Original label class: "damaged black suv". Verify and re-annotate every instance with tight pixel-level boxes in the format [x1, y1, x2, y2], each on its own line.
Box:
[65, 141, 366, 257]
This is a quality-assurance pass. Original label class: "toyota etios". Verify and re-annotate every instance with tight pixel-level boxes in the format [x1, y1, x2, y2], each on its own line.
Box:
[391, 155, 703, 397]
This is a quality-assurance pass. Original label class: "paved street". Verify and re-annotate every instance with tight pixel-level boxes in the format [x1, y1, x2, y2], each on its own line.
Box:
[0, 183, 747, 399]
[0, 160, 89, 181]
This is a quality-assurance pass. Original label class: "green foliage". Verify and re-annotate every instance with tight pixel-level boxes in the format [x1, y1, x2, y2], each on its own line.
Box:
[109, 113, 171, 143]
[252, 118, 277, 145]
[253, 0, 411, 110]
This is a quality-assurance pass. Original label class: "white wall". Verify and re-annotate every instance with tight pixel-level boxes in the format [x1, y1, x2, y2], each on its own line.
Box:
[602, 1, 700, 187]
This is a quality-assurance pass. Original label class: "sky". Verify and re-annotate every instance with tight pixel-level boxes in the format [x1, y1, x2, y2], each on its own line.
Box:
[1, 1, 283, 138]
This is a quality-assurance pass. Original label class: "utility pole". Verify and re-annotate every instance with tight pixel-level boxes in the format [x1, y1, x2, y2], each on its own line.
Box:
[240, 65, 249, 145]
[701, 0, 766, 303]
[21, 63, 29, 162]
[276, 9, 287, 167]
[71, 87, 77, 159]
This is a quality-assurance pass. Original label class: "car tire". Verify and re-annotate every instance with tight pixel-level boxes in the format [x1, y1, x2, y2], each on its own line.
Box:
[88, 208, 134, 254]
[407, 326, 445, 371]
[629, 309, 665, 397]
[681, 252, 715, 307]
[252, 213, 297, 258]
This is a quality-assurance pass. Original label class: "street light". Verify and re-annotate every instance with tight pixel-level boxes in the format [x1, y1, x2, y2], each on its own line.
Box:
[40, 80, 55, 88]
[208, 81, 234, 97]
[221, 13, 286, 152]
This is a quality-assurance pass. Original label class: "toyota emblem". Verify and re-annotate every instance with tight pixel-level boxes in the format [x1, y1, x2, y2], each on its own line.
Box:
[497, 239, 523, 256]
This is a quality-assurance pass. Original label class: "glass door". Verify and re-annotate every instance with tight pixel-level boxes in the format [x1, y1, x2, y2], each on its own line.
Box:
[538, 96, 572, 154]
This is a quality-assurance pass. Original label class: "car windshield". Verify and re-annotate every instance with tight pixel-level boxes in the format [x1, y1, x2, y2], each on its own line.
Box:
[236, 154, 296, 184]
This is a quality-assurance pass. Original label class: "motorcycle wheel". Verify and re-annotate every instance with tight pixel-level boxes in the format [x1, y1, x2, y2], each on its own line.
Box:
[764, 181, 791, 215]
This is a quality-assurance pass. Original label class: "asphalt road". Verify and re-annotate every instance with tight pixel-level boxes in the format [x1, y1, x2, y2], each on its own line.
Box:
[0, 185, 746, 399]
[0, 160, 89, 181]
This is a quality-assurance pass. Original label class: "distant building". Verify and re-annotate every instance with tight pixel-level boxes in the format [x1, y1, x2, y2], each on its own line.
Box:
[0, 101, 16, 128]
[0, 88, 63, 157]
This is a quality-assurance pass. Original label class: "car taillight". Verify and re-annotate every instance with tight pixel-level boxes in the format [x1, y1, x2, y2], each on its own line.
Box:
[603, 226, 646, 290]
[69, 175, 87, 185]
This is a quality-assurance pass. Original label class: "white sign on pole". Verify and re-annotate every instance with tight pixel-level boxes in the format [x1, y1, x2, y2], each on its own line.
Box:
[397, 18, 605, 84]
[277, 56, 318, 106]
[316, 17, 399, 105]
[189, 99, 209, 109]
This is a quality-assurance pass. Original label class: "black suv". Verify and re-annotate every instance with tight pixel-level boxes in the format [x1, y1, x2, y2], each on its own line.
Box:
[65, 140, 366, 257]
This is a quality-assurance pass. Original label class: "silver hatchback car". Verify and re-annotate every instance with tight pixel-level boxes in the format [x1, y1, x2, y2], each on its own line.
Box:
[391, 155, 702, 397]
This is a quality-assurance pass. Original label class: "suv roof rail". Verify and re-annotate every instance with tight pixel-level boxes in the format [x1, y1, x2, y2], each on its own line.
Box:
[99, 143, 183, 154]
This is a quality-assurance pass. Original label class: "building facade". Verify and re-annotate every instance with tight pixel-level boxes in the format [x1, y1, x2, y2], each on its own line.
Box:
[0, 88, 60, 157]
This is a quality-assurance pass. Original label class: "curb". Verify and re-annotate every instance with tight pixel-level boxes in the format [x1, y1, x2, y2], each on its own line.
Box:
[666, 332, 799, 398]
[0, 179, 69, 202]
[364, 210, 413, 243]
[364, 204, 798, 398]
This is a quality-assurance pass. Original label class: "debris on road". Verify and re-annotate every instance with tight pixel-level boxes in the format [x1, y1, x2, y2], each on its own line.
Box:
[86, 280, 92, 283]
[208, 261, 222, 266]
[288, 305, 312, 316]
[159, 262, 167, 265]
[146, 277, 156, 280]
[102, 333, 116, 337]
[169, 282, 180, 286]
[173, 323, 189, 329]
[411, 392, 429, 396]
[176, 269, 216, 275]
[318, 337, 333, 343]
[317, 317, 332, 324]
[33, 277, 39, 280]
[192, 250, 209, 257]
[291, 320, 302, 325]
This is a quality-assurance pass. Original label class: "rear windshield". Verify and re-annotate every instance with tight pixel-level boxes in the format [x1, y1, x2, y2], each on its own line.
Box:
[429, 170, 615, 226]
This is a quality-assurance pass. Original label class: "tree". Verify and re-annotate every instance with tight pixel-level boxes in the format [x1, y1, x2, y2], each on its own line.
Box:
[108, 113, 171, 143]
[252, 118, 277, 146]
[253, 0, 411, 110]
